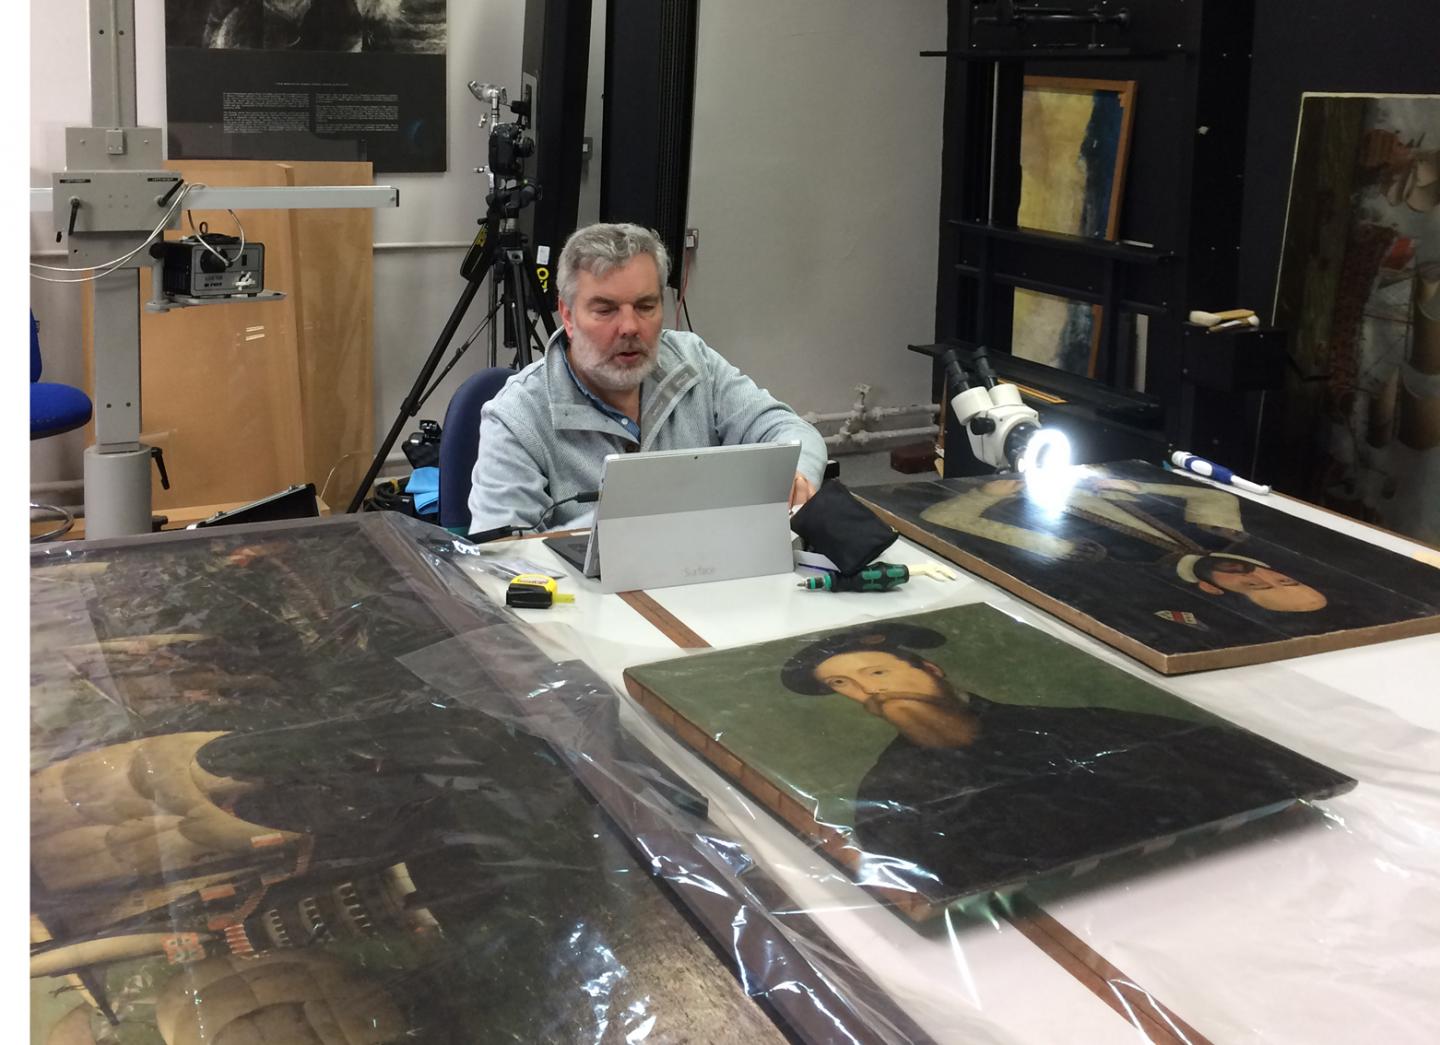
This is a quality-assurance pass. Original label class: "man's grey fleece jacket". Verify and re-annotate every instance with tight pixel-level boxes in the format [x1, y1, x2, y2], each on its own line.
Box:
[467, 330, 828, 533]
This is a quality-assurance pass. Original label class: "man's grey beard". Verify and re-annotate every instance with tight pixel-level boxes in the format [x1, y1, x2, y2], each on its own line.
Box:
[573, 332, 659, 392]
[589, 353, 658, 391]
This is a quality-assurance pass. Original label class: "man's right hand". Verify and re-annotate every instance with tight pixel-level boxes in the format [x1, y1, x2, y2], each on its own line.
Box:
[790, 472, 817, 509]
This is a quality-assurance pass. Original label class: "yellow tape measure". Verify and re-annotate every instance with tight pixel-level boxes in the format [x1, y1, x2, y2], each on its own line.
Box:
[506, 573, 575, 609]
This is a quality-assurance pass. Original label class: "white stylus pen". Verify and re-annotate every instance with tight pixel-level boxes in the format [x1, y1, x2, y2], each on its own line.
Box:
[1171, 451, 1271, 495]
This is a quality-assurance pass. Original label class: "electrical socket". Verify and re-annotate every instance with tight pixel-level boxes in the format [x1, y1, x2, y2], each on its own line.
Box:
[683, 227, 699, 250]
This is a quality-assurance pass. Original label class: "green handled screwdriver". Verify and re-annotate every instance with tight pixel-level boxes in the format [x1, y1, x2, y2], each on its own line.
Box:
[799, 562, 910, 592]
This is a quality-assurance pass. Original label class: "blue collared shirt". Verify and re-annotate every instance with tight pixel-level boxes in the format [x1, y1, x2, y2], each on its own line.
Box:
[557, 344, 641, 442]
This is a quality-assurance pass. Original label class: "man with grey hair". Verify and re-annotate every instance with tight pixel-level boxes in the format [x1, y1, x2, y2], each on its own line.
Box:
[467, 222, 827, 533]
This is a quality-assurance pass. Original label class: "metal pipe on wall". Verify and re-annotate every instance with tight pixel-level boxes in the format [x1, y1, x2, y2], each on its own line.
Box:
[802, 403, 939, 424]
[824, 424, 939, 451]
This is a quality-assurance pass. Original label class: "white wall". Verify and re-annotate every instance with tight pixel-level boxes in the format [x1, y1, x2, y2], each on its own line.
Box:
[30, 0, 945, 490]
[685, 0, 945, 415]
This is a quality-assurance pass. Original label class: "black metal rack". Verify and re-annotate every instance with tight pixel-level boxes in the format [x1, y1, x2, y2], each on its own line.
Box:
[944, 217, 1173, 390]
[923, 0, 1268, 475]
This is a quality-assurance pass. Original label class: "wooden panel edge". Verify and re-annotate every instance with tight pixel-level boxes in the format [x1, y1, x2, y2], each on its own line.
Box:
[622, 674, 939, 923]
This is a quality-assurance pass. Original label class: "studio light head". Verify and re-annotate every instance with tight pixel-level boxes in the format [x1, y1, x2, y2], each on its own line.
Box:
[942, 348, 1071, 475]
[468, 80, 506, 105]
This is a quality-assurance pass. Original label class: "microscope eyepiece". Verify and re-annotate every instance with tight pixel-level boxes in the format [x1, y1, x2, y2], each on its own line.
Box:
[940, 349, 971, 392]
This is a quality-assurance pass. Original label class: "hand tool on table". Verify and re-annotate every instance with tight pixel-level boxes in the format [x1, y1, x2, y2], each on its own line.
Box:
[798, 562, 910, 592]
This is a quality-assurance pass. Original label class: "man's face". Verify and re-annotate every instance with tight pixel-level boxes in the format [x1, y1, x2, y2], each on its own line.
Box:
[814, 651, 950, 708]
[1202, 564, 1328, 612]
[813, 650, 977, 748]
[558, 255, 664, 395]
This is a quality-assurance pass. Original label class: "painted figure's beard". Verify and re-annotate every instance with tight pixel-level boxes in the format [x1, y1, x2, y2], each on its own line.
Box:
[573, 329, 659, 392]
[863, 690, 980, 749]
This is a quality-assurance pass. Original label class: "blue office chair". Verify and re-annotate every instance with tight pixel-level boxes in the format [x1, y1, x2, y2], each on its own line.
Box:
[30, 312, 94, 541]
[437, 366, 516, 533]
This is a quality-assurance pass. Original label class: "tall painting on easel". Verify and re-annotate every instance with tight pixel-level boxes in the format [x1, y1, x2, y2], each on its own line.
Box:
[1010, 76, 1137, 376]
[1271, 93, 1440, 546]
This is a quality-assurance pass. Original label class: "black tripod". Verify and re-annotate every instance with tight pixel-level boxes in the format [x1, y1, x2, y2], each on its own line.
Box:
[346, 185, 555, 514]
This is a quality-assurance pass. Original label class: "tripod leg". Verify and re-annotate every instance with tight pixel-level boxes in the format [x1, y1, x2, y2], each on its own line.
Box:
[486, 267, 500, 368]
[502, 260, 529, 368]
[346, 272, 488, 513]
[508, 251, 533, 368]
[418, 294, 504, 406]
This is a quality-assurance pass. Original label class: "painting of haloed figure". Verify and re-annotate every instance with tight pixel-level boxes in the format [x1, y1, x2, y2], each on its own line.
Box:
[624, 607, 1355, 922]
[29, 516, 787, 1045]
[852, 460, 1440, 674]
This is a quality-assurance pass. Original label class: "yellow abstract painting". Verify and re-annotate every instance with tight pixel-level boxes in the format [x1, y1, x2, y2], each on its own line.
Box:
[1010, 77, 1136, 375]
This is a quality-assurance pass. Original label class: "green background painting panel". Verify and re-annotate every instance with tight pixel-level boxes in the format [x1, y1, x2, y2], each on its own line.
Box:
[632, 649, 898, 827]
[628, 604, 1220, 829]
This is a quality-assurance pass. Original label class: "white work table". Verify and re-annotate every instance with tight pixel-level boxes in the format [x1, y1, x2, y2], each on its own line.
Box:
[450, 489, 1440, 1045]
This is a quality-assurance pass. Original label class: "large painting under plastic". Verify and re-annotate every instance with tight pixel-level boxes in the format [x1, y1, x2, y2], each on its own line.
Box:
[624, 606, 1354, 922]
[854, 460, 1440, 674]
[29, 516, 791, 1044]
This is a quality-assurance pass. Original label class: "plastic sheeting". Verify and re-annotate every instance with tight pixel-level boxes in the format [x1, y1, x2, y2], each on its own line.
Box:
[29, 513, 923, 1045]
[31, 511, 1440, 1044]
[442, 530, 1440, 1045]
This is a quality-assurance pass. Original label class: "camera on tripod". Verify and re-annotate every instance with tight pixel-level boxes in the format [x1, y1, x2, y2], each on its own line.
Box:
[488, 121, 534, 180]
[471, 81, 541, 201]
[348, 79, 557, 514]
[487, 126, 541, 217]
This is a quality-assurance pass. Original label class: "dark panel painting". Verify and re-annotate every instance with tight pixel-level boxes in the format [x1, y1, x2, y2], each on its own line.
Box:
[624, 606, 1354, 922]
[29, 517, 786, 1044]
[855, 461, 1440, 673]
